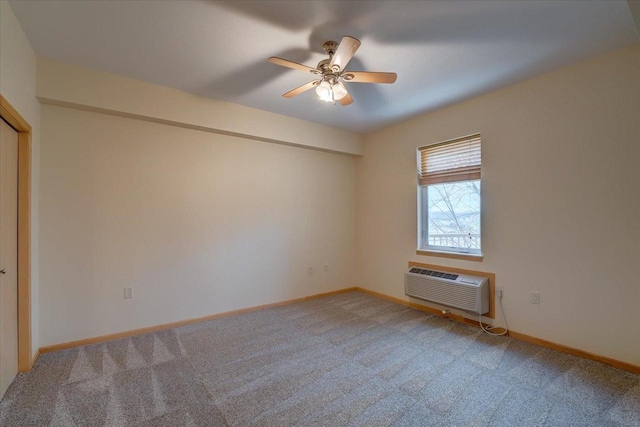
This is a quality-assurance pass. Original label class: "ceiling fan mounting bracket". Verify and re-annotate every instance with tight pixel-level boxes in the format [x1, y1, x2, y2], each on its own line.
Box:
[322, 41, 338, 56]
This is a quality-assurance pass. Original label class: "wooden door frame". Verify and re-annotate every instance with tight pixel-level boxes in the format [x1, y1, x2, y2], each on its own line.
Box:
[0, 94, 33, 372]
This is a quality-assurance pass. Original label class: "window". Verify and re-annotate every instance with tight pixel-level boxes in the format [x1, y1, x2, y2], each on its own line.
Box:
[418, 134, 482, 256]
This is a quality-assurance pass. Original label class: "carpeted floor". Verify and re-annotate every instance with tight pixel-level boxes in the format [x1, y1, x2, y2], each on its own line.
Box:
[1, 291, 638, 426]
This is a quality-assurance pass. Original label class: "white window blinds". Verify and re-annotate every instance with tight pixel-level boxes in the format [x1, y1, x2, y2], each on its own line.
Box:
[418, 134, 481, 185]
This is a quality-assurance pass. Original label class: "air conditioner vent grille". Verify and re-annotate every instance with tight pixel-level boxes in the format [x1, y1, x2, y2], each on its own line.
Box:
[408, 267, 459, 281]
[404, 267, 489, 315]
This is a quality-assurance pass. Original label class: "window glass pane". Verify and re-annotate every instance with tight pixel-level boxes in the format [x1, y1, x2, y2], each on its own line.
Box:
[427, 180, 480, 250]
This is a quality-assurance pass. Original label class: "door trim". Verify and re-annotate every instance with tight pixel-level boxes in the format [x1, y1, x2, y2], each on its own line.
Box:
[0, 94, 33, 371]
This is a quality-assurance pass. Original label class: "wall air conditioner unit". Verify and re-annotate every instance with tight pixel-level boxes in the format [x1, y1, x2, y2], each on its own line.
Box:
[405, 267, 489, 315]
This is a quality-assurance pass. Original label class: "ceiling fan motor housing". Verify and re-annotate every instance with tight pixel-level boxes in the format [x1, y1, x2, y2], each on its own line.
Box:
[317, 58, 332, 72]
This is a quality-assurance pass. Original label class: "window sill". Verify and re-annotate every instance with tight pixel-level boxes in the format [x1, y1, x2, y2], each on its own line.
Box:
[416, 249, 484, 262]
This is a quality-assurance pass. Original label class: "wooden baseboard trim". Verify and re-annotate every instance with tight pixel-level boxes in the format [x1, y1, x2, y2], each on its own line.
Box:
[39, 287, 357, 354]
[38, 286, 639, 374]
[506, 330, 640, 374]
[354, 287, 640, 374]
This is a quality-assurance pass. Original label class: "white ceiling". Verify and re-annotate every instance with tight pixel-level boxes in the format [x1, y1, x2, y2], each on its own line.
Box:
[8, 0, 639, 133]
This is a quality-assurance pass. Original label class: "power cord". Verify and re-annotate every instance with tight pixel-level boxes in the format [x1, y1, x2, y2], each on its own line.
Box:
[478, 294, 509, 336]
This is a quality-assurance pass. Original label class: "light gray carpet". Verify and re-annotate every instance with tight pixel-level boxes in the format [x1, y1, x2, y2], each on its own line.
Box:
[1, 291, 638, 426]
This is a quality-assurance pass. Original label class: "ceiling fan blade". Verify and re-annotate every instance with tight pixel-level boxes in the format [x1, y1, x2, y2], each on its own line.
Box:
[342, 71, 397, 84]
[268, 57, 317, 74]
[282, 80, 319, 98]
[339, 91, 353, 106]
[329, 36, 361, 72]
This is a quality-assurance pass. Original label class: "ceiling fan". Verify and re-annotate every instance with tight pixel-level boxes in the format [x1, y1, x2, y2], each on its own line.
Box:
[268, 36, 397, 106]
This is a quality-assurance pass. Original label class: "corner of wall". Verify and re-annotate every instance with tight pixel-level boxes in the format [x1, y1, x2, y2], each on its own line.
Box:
[1, 0, 41, 357]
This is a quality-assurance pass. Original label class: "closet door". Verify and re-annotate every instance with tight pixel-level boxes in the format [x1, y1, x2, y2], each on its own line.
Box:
[0, 117, 19, 398]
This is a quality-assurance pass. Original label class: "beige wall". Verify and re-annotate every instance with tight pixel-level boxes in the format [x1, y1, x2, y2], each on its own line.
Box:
[39, 104, 357, 346]
[357, 44, 640, 365]
[0, 0, 40, 357]
[35, 37, 639, 366]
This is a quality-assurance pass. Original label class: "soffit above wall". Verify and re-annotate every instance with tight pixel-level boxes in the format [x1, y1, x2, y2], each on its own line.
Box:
[36, 58, 364, 156]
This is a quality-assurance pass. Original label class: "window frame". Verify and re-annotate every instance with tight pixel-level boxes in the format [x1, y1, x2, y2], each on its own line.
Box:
[417, 134, 483, 259]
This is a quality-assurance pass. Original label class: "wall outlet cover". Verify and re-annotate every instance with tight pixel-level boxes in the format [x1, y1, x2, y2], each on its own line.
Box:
[530, 291, 540, 304]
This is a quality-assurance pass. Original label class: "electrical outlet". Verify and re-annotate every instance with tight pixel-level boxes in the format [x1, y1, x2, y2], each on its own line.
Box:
[530, 291, 540, 304]
[124, 287, 133, 299]
[496, 287, 504, 299]
[323, 264, 329, 272]
[307, 266, 314, 275]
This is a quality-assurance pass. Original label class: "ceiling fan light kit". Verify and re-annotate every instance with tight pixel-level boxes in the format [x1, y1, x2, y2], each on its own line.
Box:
[332, 82, 348, 100]
[316, 80, 348, 103]
[315, 81, 333, 102]
[268, 36, 397, 106]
